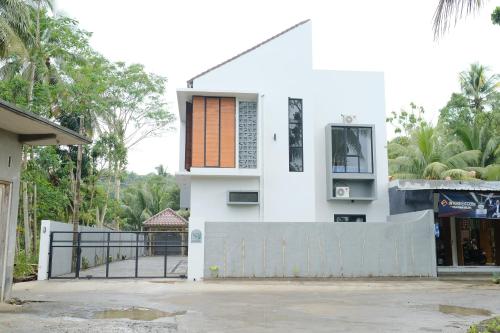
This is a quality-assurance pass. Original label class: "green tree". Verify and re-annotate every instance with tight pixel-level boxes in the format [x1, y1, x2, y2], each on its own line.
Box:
[0, 0, 31, 57]
[389, 124, 481, 180]
[492, 6, 500, 25]
[459, 63, 498, 115]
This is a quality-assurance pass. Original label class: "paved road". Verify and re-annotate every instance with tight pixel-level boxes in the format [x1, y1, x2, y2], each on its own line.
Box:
[1, 278, 499, 332]
[60, 256, 187, 278]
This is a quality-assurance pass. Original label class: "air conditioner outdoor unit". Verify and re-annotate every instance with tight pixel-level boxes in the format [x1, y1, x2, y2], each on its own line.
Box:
[341, 114, 356, 124]
[335, 186, 350, 198]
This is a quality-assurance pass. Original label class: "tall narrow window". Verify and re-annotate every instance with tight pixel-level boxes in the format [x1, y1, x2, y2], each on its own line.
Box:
[288, 98, 303, 172]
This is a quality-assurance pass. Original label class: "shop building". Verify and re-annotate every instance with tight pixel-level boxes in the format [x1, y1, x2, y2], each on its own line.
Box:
[389, 179, 500, 273]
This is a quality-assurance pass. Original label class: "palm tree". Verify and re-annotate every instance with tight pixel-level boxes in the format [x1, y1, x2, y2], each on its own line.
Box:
[454, 124, 500, 179]
[0, 0, 31, 58]
[459, 63, 498, 115]
[121, 187, 152, 231]
[454, 124, 499, 166]
[433, 0, 484, 38]
[389, 124, 481, 180]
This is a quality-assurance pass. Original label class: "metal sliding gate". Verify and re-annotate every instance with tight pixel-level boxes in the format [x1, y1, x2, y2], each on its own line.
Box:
[48, 231, 188, 279]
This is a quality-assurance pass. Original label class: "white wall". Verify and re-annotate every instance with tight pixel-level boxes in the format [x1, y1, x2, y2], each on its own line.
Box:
[313, 70, 389, 222]
[0, 129, 21, 301]
[183, 21, 390, 279]
[188, 176, 259, 280]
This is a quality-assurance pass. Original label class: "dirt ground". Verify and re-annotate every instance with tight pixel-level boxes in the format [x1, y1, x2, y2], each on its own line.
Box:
[0, 277, 499, 332]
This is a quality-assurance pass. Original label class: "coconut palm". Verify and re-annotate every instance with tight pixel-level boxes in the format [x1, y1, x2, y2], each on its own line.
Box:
[389, 124, 481, 180]
[0, 0, 31, 57]
[121, 187, 153, 231]
[459, 63, 498, 114]
[433, 0, 485, 38]
[454, 124, 499, 166]
[454, 124, 500, 179]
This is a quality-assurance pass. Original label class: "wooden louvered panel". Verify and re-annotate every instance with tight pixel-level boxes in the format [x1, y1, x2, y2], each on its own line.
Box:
[191, 96, 205, 167]
[220, 98, 235, 167]
[205, 97, 220, 167]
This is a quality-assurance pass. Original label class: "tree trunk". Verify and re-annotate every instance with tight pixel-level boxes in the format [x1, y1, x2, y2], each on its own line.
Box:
[71, 116, 84, 272]
[114, 161, 121, 202]
[22, 182, 31, 256]
[32, 184, 38, 255]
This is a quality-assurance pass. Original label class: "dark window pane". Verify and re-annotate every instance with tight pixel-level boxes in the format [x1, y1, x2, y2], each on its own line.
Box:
[346, 156, 359, 173]
[346, 127, 359, 155]
[289, 124, 303, 147]
[288, 99, 302, 123]
[334, 214, 366, 222]
[289, 147, 303, 172]
[358, 127, 373, 173]
[332, 127, 346, 172]
[331, 126, 373, 174]
[289, 98, 303, 172]
[229, 192, 259, 203]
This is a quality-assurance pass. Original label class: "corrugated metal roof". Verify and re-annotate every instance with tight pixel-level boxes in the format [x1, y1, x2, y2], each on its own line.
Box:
[187, 19, 311, 86]
[143, 208, 188, 227]
[389, 179, 500, 191]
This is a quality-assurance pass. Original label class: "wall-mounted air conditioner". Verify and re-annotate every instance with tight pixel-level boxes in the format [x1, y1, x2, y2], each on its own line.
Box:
[335, 187, 350, 198]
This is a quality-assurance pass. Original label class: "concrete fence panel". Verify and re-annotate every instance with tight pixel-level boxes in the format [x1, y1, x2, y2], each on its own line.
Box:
[204, 210, 436, 278]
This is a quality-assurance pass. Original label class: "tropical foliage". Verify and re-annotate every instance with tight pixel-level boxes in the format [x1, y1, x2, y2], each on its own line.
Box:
[388, 64, 500, 181]
[0, 4, 179, 276]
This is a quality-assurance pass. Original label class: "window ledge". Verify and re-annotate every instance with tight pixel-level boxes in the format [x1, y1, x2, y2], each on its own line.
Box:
[329, 196, 376, 201]
[331, 173, 375, 180]
[179, 168, 260, 177]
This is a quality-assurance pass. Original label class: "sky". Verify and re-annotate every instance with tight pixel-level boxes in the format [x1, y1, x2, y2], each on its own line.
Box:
[54, 0, 500, 175]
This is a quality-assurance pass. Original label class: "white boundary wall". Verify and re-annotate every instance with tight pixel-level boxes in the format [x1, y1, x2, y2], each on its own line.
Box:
[38, 220, 144, 280]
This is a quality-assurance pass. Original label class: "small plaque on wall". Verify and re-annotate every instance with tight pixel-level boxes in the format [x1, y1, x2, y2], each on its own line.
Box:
[191, 229, 202, 243]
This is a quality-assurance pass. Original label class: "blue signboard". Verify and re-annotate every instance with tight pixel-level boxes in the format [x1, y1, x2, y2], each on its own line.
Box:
[438, 191, 500, 219]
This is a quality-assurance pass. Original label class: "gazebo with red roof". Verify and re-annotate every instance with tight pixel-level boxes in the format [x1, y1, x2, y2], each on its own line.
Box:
[143, 208, 188, 256]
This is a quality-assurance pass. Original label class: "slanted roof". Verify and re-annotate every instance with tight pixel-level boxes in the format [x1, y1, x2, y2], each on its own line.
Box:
[0, 99, 91, 145]
[389, 179, 500, 191]
[143, 208, 188, 227]
[187, 19, 310, 86]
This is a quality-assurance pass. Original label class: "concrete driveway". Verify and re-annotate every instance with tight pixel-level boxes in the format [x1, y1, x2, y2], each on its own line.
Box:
[0, 278, 499, 332]
[60, 256, 187, 278]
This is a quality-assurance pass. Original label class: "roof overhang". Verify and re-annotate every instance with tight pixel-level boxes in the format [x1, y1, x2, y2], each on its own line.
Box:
[0, 100, 91, 145]
[176, 88, 258, 122]
[389, 179, 500, 192]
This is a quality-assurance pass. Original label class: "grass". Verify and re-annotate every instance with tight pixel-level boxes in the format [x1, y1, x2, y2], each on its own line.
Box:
[14, 252, 38, 281]
[468, 317, 500, 333]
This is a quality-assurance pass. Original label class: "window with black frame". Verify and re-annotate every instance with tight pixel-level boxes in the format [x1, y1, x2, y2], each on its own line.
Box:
[331, 126, 373, 173]
[289, 98, 303, 172]
[334, 214, 366, 222]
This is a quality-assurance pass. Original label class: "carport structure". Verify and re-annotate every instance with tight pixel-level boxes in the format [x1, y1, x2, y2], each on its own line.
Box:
[143, 208, 188, 256]
[0, 100, 91, 302]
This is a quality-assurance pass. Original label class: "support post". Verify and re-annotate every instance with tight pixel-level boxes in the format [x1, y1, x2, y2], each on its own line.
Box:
[106, 232, 110, 278]
[164, 233, 167, 278]
[47, 232, 53, 279]
[75, 232, 81, 278]
[135, 233, 139, 278]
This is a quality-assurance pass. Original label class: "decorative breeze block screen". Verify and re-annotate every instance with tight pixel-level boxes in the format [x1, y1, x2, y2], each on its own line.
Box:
[238, 101, 257, 168]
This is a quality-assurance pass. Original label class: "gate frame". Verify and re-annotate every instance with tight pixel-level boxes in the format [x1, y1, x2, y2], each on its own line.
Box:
[48, 231, 188, 279]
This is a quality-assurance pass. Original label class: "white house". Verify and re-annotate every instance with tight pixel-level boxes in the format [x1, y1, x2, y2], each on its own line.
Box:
[176, 20, 435, 280]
